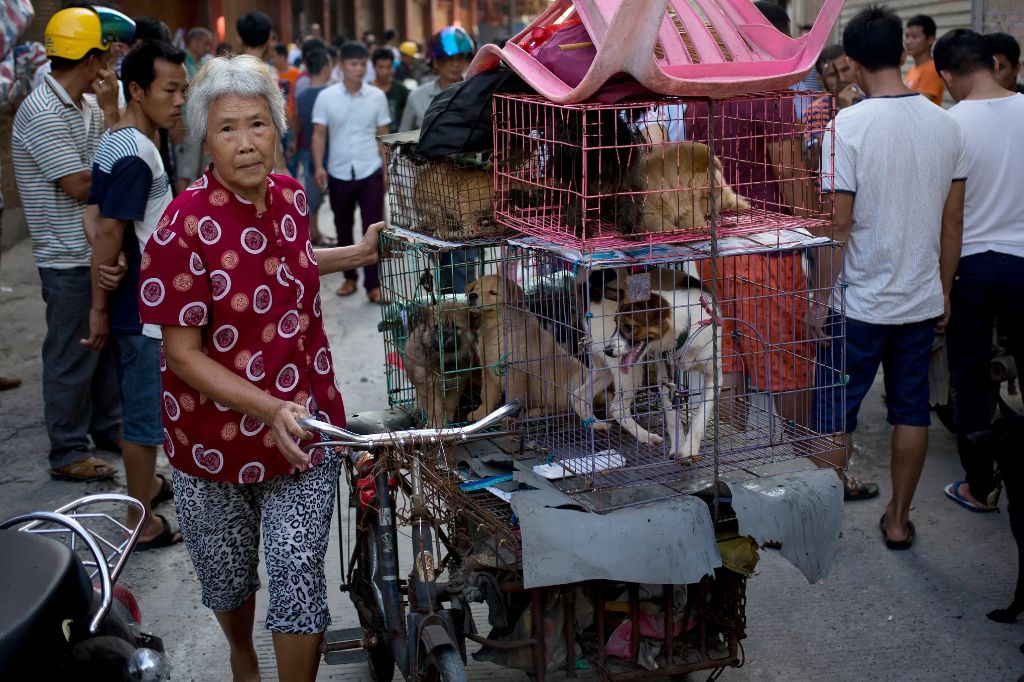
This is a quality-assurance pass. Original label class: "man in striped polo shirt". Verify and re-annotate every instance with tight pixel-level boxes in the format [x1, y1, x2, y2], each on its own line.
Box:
[11, 7, 132, 481]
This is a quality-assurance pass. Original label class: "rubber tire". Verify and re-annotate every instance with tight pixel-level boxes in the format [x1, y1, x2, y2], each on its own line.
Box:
[425, 646, 468, 682]
[353, 508, 396, 682]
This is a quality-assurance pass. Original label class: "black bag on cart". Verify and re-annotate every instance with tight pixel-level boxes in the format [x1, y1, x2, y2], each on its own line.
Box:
[416, 66, 530, 160]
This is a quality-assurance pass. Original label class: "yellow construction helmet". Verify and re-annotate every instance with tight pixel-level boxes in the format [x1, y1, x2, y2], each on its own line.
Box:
[399, 40, 419, 58]
[45, 6, 135, 60]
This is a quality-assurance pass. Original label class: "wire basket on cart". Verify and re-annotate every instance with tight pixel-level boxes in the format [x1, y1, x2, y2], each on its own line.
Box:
[381, 130, 509, 241]
[491, 91, 834, 251]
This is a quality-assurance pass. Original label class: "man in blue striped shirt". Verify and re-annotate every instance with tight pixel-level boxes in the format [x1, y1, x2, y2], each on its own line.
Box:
[11, 7, 128, 481]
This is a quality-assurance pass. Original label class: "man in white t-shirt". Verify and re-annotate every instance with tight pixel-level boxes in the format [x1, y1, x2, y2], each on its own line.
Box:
[311, 41, 390, 302]
[932, 29, 1024, 513]
[84, 41, 186, 549]
[816, 6, 968, 549]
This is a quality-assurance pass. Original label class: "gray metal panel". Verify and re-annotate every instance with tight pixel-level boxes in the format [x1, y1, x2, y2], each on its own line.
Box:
[728, 468, 843, 584]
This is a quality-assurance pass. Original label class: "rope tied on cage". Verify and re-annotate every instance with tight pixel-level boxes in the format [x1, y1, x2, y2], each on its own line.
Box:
[581, 416, 597, 429]
[495, 351, 511, 377]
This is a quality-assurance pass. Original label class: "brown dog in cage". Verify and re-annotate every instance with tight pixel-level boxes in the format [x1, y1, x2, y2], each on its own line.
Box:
[402, 298, 481, 428]
[411, 162, 495, 237]
[603, 289, 722, 464]
[637, 142, 750, 233]
[465, 274, 597, 423]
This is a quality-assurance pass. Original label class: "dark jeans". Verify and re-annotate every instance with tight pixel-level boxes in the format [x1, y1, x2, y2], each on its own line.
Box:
[947, 251, 1024, 499]
[38, 267, 122, 469]
[327, 169, 383, 291]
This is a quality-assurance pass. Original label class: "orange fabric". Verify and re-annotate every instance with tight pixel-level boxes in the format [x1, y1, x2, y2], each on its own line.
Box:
[698, 252, 814, 393]
[277, 66, 301, 116]
[905, 59, 945, 106]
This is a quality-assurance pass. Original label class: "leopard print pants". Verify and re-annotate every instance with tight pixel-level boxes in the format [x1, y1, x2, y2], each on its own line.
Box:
[172, 455, 338, 634]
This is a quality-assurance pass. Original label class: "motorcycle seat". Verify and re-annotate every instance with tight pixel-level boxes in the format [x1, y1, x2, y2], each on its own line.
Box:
[0, 529, 93, 674]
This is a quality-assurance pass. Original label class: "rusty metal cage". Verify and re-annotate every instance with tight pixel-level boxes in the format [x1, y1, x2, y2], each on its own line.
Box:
[378, 228, 524, 427]
[381, 131, 508, 241]
[491, 91, 834, 251]
[466, 231, 845, 513]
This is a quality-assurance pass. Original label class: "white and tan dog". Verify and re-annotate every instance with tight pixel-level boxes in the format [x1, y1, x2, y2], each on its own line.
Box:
[597, 286, 722, 464]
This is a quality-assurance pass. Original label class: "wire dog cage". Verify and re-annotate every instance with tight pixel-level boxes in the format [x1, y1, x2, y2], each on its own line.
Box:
[378, 228, 523, 427]
[477, 231, 845, 513]
[381, 131, 508, 241]
[491, 91, 834, 251]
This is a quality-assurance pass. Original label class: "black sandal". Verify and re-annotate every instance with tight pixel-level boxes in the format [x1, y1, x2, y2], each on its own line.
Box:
[151, 473, 174, 508]
[880, 513, 915, 551]
[135, 514, 183, 552]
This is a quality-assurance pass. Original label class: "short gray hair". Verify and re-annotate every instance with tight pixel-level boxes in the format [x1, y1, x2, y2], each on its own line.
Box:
[185, 55, 287, 147]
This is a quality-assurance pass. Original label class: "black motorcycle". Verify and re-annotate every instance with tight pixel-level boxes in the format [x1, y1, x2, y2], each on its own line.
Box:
[0, 493, 170, 682]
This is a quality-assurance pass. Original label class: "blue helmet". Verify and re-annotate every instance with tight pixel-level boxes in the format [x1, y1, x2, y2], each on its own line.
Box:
[427, 26, 475, 62]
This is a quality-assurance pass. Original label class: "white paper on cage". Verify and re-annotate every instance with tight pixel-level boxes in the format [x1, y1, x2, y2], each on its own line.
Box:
[532, 450, 627, 480]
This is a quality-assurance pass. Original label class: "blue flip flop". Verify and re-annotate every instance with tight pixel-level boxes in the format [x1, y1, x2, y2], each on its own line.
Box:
[944, 481, 997, 513]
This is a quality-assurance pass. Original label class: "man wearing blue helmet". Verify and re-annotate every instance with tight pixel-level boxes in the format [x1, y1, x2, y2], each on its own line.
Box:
[399, 26, 474, 132]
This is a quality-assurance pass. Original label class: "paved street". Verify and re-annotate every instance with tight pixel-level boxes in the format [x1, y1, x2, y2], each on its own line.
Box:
[0, 205, 1022, 681]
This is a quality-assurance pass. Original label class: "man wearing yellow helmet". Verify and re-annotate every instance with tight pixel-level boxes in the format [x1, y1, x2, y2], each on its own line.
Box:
[11, 6, 134, 482]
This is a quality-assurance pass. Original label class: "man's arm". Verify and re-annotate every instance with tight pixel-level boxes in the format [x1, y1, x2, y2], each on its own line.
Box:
[58, 171, 92, 202]
[808, 191, 852, 339]
[937, 180, 965, 328]
[312, 123, 328, 191]
[768, 137, 821, 214]
[93, 68, 120, 129]
[81, 214, 126, 351]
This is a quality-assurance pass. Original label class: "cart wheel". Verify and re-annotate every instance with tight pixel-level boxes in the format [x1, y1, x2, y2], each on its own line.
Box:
[422, 646, 467, 682]
[363, 632, 396, 682]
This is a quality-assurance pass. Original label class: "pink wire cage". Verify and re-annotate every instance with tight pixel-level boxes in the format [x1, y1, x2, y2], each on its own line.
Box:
[469, 0, 844, 103]
[491, 91, 835, 252]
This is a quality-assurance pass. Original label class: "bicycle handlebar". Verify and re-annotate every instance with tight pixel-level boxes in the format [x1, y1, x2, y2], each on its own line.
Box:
[297, 400, 521, 451]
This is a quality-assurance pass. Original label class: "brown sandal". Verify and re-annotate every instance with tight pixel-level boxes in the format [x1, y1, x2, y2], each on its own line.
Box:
[49, 456, 116, 482]
[366, 288, 385, 304]
[336, 279, 358, 297]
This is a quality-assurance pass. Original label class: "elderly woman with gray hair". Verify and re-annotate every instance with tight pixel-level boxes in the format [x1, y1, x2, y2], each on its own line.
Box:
[139, 55, 383, 681]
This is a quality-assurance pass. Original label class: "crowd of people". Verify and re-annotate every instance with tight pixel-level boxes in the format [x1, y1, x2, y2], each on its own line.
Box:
[0, 2, 1022, 680]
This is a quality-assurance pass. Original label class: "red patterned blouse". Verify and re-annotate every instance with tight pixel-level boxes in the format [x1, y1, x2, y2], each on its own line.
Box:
[139, 170, 345, 483]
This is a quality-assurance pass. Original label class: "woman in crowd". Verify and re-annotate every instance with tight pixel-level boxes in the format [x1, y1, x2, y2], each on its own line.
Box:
[139, 54, 383, 682]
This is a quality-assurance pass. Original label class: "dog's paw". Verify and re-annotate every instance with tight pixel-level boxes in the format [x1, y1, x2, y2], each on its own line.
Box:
[672, 453, 705, 467]
[466, 409, 487, 423]
[638, 432, 663, 446]
[590, 420, 611, 431]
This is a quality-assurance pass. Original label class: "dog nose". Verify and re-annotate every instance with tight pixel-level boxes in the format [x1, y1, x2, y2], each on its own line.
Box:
[603, 346, 615, 357]
[467, 292, 478, 303]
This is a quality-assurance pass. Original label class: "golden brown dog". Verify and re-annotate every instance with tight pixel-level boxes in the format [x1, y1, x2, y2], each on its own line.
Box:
[403, 298, 480, 428]
[637, 142, 750, 233]
[466, 274, 595, 423]
[412, 163, 494, 235]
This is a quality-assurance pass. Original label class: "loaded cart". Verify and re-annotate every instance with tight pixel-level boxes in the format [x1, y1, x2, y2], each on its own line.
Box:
[305, 0, 850, 678]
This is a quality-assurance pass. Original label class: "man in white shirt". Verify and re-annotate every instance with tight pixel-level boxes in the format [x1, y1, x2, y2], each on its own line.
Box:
[312, 41, 390, 302]
[816, 6, 967, 549]
[933, 29, 1024, 513]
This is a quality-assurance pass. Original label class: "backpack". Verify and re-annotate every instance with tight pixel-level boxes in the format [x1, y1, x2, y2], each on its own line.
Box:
[415, 67, 530, 160]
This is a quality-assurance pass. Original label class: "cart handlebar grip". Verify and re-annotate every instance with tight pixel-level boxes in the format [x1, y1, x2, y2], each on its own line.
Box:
[297, 400, 521, 451]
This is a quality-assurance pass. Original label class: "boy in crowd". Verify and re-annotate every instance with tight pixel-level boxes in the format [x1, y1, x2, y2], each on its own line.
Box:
[312, 42, 390, 302]
[83, 41, 187, 548]
[817, 5, 967, 548]
[400, 27, 474, 132]
[371, 47, 409, 134]
[933, 30, 1024, 512]
[984, 32, 1023, 93]
[289, 48, 333, 244]
[904, 14, 945, 105]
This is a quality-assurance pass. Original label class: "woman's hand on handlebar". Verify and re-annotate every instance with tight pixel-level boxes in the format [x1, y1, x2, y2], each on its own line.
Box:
[269, 401, 314, 472]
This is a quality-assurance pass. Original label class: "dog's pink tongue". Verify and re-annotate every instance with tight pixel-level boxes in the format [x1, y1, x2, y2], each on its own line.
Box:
[620, 341, 647, 374]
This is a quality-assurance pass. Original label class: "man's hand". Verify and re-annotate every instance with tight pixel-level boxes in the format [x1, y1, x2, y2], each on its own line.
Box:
[99, 252, 128, 291]
[936, 292, 951, 331]
[80, 306, 110, 351]
[808, 300, 831, 343]
[315, 167, 328, 193]
[92, 67, 119, 114]
[267, 400, 313, 473]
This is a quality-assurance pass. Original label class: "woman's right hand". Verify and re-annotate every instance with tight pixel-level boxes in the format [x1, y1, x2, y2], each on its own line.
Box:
[268, 400, 314, 472]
